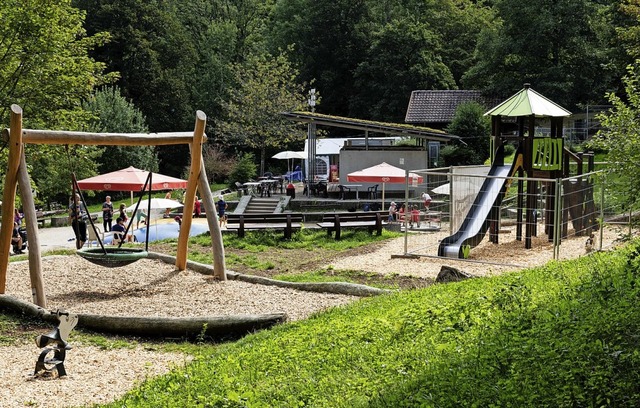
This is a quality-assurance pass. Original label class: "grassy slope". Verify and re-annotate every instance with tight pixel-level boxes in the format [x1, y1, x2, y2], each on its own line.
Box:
[104, 240, 640, 407]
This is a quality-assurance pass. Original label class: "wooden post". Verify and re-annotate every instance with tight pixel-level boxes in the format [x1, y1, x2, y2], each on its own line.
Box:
[17, 149, 46, 306]
[176, 111, 206, 270]
[198, 159, 227, 280]
[0, 105, 23, 293]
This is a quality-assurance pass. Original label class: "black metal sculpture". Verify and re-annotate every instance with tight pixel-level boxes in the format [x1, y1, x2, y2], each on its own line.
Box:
[34, 310, 78, 378]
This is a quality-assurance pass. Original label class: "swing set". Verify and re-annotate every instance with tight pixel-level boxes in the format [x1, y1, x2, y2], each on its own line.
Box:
[0, 106, 226, 308]
[70, 170, 151, 267]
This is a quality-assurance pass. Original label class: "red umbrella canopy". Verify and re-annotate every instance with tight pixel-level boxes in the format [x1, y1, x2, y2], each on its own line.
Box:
[76, 166, 188, 191]
[346, 162, 424, 184]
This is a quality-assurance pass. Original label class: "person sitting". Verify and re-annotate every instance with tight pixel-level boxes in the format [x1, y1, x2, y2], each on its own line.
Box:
[111, 217, 134, 243]
[14, 208, 23, 226]
[11, 222, 24, 254]
[585, 233, 596, 253]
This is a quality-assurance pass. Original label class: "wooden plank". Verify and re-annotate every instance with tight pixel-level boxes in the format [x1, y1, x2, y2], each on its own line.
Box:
[226, 223, 303, 230]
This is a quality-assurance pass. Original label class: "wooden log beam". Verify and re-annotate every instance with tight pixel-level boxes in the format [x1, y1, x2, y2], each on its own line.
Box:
[0, 105, 23, 294]
[0, 294, 286, 338]
[11, 129, 205, 146]
[176, 111, 206, 270]
[17, 148, 46, 307]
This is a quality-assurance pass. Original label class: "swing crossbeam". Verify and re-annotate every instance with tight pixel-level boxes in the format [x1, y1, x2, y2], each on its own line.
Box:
[5, 129, 205, 146]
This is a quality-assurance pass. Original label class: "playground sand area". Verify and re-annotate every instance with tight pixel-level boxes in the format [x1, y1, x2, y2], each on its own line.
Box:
[325, 223, 627, 279]
[0, 224, 627, 407]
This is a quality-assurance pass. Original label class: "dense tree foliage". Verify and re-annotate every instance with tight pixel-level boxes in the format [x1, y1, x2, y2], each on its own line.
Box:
[81, 86, 158, 174]
[0, 0, 113, 207]
[350, 19, 456, 121]
[73, 0, 199, 176]
[2, 0, 639, 205]
[269, 0, 370, 116]
[0, 0, 113, 129]
[463, 0, 624, 109]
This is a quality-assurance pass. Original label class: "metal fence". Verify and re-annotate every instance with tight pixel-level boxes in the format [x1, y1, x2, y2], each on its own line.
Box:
[397, 167, 628, 267]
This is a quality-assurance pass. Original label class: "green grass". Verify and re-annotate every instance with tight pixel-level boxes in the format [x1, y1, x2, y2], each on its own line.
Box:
[100, 239, 640, 407]
[273, 268, 405, 289]
[184, 228, 401, 275]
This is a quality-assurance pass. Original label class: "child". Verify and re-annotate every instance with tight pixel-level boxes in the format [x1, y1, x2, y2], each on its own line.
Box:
[585, 233, 596, 253]
[411, 205, 421, 228]
[388, 202, 397, 223]
[217, 195, 228, 228]
[421, 191, 432, 211]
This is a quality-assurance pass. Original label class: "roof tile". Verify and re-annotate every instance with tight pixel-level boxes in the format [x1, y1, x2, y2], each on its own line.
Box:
[405, 90, 502, 123]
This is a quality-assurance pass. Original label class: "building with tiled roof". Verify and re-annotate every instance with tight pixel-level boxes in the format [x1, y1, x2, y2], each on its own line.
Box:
[404, 90, 502, 129]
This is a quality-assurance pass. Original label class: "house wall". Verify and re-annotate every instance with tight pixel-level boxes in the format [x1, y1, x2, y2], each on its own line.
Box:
[338, 149, 429, 193]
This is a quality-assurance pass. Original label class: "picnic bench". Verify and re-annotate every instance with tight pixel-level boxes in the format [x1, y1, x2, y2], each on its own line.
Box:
[226, 213, 303, 239]
[317, 211, 386, 240]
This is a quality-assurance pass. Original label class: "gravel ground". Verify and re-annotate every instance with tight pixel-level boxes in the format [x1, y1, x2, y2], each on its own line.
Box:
[326, 224, 626, 279]
[0, 223, 627, 407]
[2, 256, 359, 408]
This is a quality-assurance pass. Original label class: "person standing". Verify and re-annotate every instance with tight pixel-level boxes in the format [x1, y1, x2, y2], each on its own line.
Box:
[102, 196, 114, 232]
[164, 191, 172, 218]
[135, 209, 148, 229]
[388, 202, 397, 223]
[217, 195, 228, 228]
[118, 203, 128, 224]
[69, 193, 88, 249]
[193, 195, 202, 218]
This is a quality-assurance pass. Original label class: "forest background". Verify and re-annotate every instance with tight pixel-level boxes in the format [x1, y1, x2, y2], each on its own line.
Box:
[1, 0, 640, 208]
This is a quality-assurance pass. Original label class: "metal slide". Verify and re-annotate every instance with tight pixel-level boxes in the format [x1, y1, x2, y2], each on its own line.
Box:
[438, 147, 521, 259]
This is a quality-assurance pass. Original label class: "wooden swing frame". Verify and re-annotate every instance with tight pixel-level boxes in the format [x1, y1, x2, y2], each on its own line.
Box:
[0, 106, 226, 308]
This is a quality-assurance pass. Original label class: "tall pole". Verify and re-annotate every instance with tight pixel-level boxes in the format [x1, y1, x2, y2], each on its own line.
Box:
[307, 89, 317, 197]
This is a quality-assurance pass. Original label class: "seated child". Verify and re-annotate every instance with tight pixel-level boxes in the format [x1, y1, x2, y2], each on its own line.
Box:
[111, 217, 134, 243]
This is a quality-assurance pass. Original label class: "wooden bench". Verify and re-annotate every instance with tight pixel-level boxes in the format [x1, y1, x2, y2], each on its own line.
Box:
[226, 213, 303, 239]
[36, 211, 45, 228]
[317, 211, 386, 240]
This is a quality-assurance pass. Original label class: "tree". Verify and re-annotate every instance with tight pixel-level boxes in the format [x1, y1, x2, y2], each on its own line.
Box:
[0, 0, 113, 129]
[350, 19, 456, 121]
[590, 62, 640, 209]
[269, 0, 370, 116]
[75, 0, 199, 176]
[0, 0, 113, 207]
[463, 0, 617, 110]
[82, 86, 158, 174]
[445, 101, 492, 165]
[215, 51, 308, 175]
